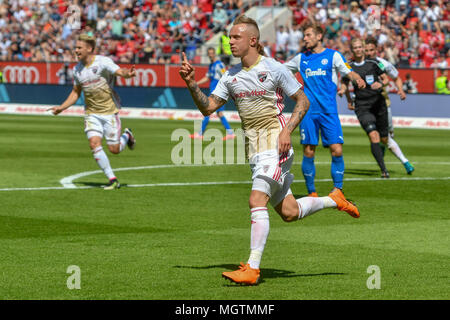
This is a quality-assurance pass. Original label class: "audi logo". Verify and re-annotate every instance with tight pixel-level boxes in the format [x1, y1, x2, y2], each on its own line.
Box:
[117, 68, 157, 87]
[4, 66, 40, 84]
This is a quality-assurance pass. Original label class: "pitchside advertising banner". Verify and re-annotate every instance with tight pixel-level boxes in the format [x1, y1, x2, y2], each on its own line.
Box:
[0, 61, 209, 88]
[0, 61, 439, 93]
[0, 62, 449, 130]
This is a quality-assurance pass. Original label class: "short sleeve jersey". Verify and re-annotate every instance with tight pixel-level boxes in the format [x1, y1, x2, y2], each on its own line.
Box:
[207, 59, 226, 93]
[376, 56, 399, 79]
[346, 59, 386, 101]
[284, 48, 352, 114]
[212, 55, 302, 158]
[73, 55, 121, 115]
[376, 56, 398, 107]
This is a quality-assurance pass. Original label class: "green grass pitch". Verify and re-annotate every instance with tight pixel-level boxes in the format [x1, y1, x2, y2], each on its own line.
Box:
[0, 114, 449, 300]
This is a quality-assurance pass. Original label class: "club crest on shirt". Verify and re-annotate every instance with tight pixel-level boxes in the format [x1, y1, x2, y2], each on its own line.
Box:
[92, 67, 98, 74]
[258, 71, 268, 83]
[365, 74, 375, 85]
[263, 165, 270, 173]
[321, 58, 328, 65]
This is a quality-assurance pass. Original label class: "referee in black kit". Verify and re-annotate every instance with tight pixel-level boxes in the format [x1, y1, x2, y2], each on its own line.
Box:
[340, 38, 390, 178]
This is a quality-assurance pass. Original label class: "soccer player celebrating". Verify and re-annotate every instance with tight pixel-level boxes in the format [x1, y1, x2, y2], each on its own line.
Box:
[364, 37, 414, 175]
[342, 38, 391, 178]
[190, 47, 235, 140]
[48, 34, 136, 190]
[284, 22, 365, 197]
[179, 15, 360, 286]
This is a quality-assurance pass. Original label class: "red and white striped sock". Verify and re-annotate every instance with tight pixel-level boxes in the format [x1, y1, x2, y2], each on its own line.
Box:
[92, 146, 116, 180]
[248, 207, 269, 270]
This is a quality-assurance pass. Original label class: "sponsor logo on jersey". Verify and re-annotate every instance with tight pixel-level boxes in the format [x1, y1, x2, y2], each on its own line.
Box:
[321, 58, 328, 65]
[365, 74, 375, 85]
[303, 60, 308, 65]
[305, 68, 327, 78]
[234, 89, 267, 98]
[258, 71, 268, 83]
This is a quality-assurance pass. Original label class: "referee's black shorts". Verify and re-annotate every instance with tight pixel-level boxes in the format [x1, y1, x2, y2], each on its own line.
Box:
[355, 96, 389, 138]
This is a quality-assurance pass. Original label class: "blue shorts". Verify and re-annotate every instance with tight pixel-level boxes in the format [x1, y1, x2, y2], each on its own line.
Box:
[300, 112, 344, 147]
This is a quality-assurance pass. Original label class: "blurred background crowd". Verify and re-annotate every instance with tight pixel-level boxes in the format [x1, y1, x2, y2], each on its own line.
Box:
[0, 0, 449, 68]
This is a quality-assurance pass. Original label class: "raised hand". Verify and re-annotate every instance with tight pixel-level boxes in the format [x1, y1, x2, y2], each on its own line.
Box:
[129, 65, 136, 78]
[179, 52, 195, 83]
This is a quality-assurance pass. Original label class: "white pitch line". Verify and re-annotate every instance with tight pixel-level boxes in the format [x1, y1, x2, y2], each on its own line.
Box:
[1, 176, 449, 192]
[59, 161, 450, 188]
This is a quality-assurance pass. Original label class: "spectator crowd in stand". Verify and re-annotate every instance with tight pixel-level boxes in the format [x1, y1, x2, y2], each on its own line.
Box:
[277, 0, 449, 69]
[0, 0, 244, 64]
[0, 0, 448, 69]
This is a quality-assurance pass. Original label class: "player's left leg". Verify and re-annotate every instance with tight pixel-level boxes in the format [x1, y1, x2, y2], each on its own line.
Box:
[374, 101, 391, 178]
[104, 114, 135, 154]
[272, 150, 359, 220]
[320, 113, 345, 191]
[386, 108, 414, 174]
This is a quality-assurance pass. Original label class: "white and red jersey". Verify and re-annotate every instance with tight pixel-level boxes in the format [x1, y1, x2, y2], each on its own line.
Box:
[212, 55, 302, 159]
[73, 55, 121, 115]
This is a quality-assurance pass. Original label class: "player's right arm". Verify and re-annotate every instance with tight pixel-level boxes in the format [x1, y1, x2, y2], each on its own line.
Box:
[179, 52, 226, 116]
[48, 85, 82, 115]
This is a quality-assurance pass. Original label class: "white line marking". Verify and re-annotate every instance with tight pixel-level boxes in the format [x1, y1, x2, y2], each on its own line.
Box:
[0, 161, 449, 192]
[1, 176, 449, 192]
[59, 161, 450, 188]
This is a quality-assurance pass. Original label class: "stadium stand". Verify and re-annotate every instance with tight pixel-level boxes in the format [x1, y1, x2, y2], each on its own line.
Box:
[0, 0, 448, 68]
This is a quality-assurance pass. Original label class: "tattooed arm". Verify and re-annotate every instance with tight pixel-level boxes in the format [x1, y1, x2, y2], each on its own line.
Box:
[179, 52, 227, 116]
[278, 89, 310, 154]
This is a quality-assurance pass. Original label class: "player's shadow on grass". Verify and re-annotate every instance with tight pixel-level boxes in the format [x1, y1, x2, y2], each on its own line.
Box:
[76, 181, 129, 188]
[344, 168, 385, 176]
[173, 264, 346, 284]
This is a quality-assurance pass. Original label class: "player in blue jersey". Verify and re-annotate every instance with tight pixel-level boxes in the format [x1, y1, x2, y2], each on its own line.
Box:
[190, 47, 235, 140]
[285, 22, 365, 197]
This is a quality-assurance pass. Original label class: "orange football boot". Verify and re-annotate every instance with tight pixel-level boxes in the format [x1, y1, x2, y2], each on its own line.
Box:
[222, 263, 260, 285]
[328, 188, 360, 218]
[308, 192, 319, 197]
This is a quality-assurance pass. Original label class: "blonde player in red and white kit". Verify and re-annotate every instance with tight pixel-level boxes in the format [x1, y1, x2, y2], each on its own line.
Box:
[179, 16, 360, 285]
[48, 34, 136, 190]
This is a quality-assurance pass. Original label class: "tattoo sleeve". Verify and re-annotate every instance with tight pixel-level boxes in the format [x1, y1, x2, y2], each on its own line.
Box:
[187, 82, 210, 113]
[286, 89, 310, 133]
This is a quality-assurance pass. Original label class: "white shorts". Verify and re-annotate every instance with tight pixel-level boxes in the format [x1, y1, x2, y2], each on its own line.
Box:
[84, 113, 121, 145]
[250, 148, 295, 207]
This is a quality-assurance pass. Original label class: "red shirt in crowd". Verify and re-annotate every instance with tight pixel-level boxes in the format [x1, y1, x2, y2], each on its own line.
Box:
[199, 0, 213, 14]
[423, 48, 437, 68]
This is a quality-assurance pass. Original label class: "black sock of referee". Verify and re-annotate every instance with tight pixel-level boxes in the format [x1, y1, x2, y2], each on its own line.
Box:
[371, 142, 387, 172]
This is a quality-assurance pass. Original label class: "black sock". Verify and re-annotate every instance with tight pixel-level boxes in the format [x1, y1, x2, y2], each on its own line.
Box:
[371, 142, 387, 172]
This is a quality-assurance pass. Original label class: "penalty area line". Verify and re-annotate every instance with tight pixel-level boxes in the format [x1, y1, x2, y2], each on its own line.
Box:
[58, 161, 450, 188]
[1, 176, 449, 192]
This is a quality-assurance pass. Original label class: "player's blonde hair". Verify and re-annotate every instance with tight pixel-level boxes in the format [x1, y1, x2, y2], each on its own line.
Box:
[233, 15, 266, 56]
[78, 34, 96, 51]
[350, 38, 365, 50]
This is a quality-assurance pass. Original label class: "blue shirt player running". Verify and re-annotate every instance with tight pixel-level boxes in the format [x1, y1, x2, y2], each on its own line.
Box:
[190, 47, 235, 140]
[285, 22, 365, 197]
